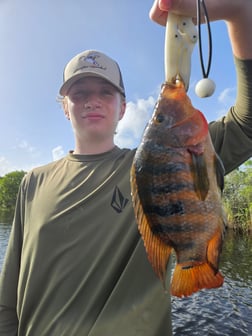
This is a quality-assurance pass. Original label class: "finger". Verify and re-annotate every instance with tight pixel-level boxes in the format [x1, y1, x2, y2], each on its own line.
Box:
[159, 0, 173, 11]
[149, 0, 168, 26]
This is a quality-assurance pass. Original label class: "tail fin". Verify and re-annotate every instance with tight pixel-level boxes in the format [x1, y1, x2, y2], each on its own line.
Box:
[171, 262, 224, 298]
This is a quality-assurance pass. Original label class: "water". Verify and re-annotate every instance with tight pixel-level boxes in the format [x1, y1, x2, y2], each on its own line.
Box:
[0, 224, 251, 335]
[171, 231, 252, 335]
[0, 222, 11, 272]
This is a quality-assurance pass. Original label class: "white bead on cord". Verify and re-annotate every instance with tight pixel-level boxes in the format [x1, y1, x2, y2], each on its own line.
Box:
[195, 0, 216, 98]
[195, 78, 216, 98]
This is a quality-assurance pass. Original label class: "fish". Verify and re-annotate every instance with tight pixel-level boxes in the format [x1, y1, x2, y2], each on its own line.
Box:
[130, 78, 226, 298]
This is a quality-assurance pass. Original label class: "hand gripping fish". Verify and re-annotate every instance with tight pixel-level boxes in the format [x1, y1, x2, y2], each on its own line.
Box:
[130, 13, 226, 298]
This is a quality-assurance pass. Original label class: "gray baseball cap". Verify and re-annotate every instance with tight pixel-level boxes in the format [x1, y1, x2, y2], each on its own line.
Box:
[59, 50, 125, 97]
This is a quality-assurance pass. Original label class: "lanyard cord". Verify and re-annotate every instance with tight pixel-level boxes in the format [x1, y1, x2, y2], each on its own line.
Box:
[197, 0, 213, 79]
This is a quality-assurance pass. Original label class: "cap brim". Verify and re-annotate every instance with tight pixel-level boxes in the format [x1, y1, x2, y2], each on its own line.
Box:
[59, 72, 125, 97]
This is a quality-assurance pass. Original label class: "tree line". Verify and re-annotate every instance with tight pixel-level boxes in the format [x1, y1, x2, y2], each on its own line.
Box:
[223, 160, 252, 233]
[0, 162, 252, 232]
[0, 171, 26, 223]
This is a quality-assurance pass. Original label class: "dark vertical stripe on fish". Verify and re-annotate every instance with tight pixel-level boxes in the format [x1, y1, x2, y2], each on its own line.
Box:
[151, 221, 208, 234]
[150, 181, 194, 194]
[143, 201, 184, 217]
[134, 161, 190, 176]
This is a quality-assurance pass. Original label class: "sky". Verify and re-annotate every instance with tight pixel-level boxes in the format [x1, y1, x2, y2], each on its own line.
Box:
[0, 0, 237, 176]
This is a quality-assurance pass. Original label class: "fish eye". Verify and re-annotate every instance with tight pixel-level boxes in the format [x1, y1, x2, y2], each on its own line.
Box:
[155, 114, 165, 123]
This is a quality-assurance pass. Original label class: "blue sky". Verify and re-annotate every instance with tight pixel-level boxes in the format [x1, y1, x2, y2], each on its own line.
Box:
[0, 0, 236, 176]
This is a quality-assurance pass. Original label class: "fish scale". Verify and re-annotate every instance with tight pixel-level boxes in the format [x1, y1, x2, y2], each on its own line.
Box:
[130, 80, 226, 297]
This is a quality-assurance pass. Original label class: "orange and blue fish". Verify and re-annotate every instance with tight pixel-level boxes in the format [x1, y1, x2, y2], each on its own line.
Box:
[130, 79, 226, 298]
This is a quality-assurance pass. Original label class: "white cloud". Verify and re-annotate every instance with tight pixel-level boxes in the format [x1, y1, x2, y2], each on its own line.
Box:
[216, 87, 236, 118]
[17, 140, 36, 153]
[0, 156, 14, 176]
[13, 139, 40, 159]
[52, 146, 65, 161]
[115, 95, 156, 148]
[218, 87, 236, 107]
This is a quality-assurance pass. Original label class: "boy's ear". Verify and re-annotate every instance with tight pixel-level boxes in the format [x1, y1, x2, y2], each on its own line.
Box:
[63, 99, 70, 120]
[119, 101, 126, 120]
[65, 110, 70, 120]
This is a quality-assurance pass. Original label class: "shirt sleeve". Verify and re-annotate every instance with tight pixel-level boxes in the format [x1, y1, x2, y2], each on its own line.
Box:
[209, 57, 252, 174]
[0, 183, 25, 335]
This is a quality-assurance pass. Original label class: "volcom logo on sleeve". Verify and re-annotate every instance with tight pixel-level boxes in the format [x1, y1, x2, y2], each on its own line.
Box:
[111, 186, 129, 213]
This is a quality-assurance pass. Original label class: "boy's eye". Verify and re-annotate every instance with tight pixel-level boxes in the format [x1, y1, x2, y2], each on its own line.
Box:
[101, 89, 113, 96]
[74, 92, 83, 97]
[68, 85, 116, 101]
[71, 91, 87, 100]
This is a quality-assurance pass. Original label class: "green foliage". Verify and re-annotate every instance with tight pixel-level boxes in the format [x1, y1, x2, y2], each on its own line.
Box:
[0, 170, 26, 223]
[223, 160, 252, 233]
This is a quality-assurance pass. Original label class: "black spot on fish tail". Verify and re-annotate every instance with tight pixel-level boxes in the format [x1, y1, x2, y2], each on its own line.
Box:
[144, 201, 184, 217]
[181, 265, 194, 270]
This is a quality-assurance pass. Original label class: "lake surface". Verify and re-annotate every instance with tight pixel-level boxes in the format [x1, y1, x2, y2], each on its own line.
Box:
[171, 230, 252, 335]
[0, 223, 251, 335]
[0, 222, 11, 272]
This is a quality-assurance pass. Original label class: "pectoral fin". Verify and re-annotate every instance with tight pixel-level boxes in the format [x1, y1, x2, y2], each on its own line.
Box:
[190, 152, 209, 201]
[215, 154, 225, 192]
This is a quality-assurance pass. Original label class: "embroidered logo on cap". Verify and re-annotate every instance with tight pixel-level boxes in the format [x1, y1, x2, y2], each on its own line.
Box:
[75, 52, 106, 74]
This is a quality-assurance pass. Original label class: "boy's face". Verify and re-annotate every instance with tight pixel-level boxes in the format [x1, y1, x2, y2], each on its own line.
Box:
[64, 77, 126, 143]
